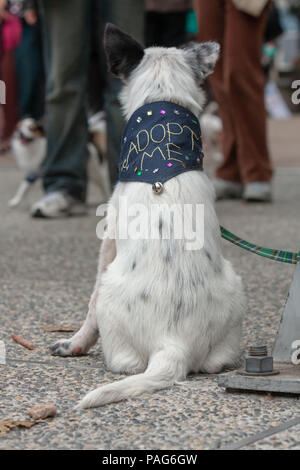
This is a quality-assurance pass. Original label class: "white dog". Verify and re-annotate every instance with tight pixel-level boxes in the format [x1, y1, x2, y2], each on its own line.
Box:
[50, 24, 245, 409]
[9, 118, 46, 207]
[200, 102, 223, 164]
[9, 115, 110, 208]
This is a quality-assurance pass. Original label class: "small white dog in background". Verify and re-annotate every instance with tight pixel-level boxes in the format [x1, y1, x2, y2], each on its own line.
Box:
[50, 24, 245, 409]
[200, 102, 223, 165]
[9, 118, 46, 207]
[9, 114, 110, 208]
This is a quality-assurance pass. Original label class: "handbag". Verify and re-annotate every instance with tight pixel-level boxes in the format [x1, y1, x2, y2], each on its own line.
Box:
[1, 14, 22, 52]
[231, 0, 269, 17]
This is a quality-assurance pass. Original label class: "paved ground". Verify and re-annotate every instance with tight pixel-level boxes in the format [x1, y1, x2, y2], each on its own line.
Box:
[0, 117, 300, 450]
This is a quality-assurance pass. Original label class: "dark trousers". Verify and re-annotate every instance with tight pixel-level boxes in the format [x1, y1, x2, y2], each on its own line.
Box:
[145, 11, 187, 47]
[38, 0, 144, 200]
[15, 20, 44, 120]
[195, 0, 273, 183]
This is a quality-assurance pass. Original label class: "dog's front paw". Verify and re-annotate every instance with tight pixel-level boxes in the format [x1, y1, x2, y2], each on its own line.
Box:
[8, 196, 21, 208]
[49, 339, 83, 357]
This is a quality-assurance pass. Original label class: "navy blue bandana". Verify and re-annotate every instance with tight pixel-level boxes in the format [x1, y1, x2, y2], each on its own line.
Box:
[119, 101, 204, 184]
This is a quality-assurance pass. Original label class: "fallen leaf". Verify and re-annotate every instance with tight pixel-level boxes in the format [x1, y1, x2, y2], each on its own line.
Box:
[0, 419, 38, 438]
[43, 326, 78, 333]
[27, 403, 57, 420]
[11, 335, 35, 350]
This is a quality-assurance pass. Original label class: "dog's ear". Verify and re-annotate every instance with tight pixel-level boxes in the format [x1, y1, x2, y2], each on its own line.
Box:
[35, 125, 45, 137]
[184, 41, 220, 83]
[28, 121, 44, 137]
[103, 23, 144, 79]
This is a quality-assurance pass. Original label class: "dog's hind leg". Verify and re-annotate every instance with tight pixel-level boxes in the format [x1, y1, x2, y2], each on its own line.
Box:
[50, 237, 116, 356]
[107, 343, 146, 375]
[100, 325, 147, 375]
[200, 325, 242, 374]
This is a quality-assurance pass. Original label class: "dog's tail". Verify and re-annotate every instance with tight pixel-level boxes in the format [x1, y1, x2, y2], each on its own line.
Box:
[77, 345, 187, 409]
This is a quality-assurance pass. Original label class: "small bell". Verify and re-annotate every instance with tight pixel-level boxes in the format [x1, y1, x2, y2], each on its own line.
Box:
[152, 182, 164, 194]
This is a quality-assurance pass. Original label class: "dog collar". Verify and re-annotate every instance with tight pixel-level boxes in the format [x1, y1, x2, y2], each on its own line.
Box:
[119, 101, 204, 185]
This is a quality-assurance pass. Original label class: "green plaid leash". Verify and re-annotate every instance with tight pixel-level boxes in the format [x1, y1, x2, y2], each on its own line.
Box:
[220, 226, 300, 265]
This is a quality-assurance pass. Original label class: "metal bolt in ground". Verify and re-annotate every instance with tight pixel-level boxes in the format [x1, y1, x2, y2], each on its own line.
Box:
[241, 345, 277, 376]
[249, 345, 268, 357]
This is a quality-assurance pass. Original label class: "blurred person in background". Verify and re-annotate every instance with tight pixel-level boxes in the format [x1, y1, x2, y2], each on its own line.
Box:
[0, 0, 20, 153]
[145, 0, 193, 47]
[0, 0, 43, 152]
[31, 0, 144, 218]
[194, 0, 274, 202]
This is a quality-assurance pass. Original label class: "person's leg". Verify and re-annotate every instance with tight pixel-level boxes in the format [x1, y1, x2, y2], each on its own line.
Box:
[38, 0, 90, 201]
[222, 1, 272, 184]
[87, 49, 106, 116]
[195, 0, 242, 186]
[15, 21, 39, 119]
[160, 11, 188, 47]
[29, 19, 45, 121]
[102, 0, 145, 187]
[87, 1, 107, 116]
[145, 12, 163, 47]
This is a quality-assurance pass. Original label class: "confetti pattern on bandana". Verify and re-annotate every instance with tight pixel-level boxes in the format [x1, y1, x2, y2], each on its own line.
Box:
[119, 101, 204, 184]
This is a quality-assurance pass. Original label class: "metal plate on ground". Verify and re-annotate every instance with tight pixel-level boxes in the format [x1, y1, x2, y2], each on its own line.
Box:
[273, 262, 300, 362]
[237, 369, 280, 377]
[218, 363, 300, 394]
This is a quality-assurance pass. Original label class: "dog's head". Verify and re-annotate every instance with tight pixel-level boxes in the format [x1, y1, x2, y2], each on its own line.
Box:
[12, 118, 46, 172]
[16, 118, 44, 145]
[103, 23, 220, 120]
